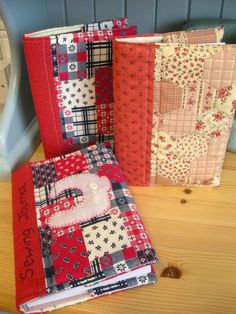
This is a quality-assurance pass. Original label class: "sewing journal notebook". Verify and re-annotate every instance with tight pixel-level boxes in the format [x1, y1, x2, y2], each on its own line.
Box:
[113, 28, 236, 187]
[12, 144, 157, 313]
[23, 17, 137, 159]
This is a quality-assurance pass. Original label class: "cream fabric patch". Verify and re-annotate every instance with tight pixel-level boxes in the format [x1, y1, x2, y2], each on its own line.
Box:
[82, 213, 131, 261]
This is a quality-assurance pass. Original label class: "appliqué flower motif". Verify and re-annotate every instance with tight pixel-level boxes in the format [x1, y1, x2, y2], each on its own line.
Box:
[48, 173, 111, 227]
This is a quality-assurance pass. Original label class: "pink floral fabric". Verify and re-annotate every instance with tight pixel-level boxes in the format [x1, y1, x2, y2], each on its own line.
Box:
[151, 44, 236, 186]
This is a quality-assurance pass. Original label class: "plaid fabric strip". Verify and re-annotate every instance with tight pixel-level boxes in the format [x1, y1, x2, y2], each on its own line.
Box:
[185, 26, 224, 44]
[80, 214, 111, 230]
[189, 156, 221, 185]
[81, 144, 116, 169]
[86, 41, 112, 78]
[89, 281, 128, 296]
[97, 134, 114, 148]
[70, 258, 106, 288]
[109, 182, 136, 213]
[162, 108, 196, 138]
[162, 27, 224, 44]
[203, 52, 236, 89]
[60, 109, 74, 140]
[160, 81, 182, 114]
[89, 270, 156, 296]
[121, 211, 152, 251]
[99, 246, 141, 277]
[71, 106, 97, 143]
[186, 29, 220, 44]
[34, 185, 81, 209]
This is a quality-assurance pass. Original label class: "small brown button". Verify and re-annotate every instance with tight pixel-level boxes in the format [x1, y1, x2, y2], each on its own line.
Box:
[184, 188, 192, 194]
[160, 266, 182, 279]
[180, 199, 187, 204]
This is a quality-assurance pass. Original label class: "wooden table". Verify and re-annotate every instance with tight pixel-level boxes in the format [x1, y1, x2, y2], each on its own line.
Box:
[1, 144, 236, 314]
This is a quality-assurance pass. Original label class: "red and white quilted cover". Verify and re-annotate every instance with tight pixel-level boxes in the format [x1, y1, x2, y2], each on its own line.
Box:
[23, 17, 137, 158]
[12, 143, 157, 313]
[113, 28, 236, 186]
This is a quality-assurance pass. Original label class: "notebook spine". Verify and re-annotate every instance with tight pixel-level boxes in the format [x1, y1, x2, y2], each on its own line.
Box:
[12, 165, 46, 310]
[113, 39, 154, 185]
[23, 35, 64, 158]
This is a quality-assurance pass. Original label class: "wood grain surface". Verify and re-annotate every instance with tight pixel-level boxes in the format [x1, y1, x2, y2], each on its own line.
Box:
[0, 144, 236, 314]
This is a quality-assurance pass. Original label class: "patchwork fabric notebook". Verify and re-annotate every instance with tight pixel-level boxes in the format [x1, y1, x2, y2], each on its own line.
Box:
[23, 17, 137, 158]
[12, 144, 157, 313]
[113, 30, 236, 186]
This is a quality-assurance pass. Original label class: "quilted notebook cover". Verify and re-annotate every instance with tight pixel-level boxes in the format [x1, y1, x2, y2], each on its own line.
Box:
[12, 144, 157, 313]
[23, 17, 137, 159]
[113, 31, 236, 187]
[162, 26, 224, 43]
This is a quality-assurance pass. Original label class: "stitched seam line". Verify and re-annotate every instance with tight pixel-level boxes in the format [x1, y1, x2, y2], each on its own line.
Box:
[43, 37, 62, 156]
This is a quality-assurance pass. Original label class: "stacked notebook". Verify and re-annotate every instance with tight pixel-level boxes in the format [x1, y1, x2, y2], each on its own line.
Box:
[23, 17, 137, 158]
[113, 30, 236, 186]
[12, 144, 157, 313]
[13, 16, 233, 314]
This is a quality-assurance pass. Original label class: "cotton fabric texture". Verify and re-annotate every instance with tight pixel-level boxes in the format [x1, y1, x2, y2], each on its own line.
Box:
[23, 17, 137, 158]
[113, 27, 236, 186]
[12, 143, 157, 313]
